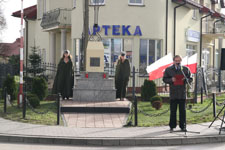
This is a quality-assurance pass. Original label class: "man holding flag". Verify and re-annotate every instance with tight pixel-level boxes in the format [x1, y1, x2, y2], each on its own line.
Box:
[163, 55, 193, 132]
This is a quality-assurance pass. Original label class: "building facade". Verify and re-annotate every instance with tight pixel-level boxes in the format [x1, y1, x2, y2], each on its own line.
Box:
[13, 0, 225, 85]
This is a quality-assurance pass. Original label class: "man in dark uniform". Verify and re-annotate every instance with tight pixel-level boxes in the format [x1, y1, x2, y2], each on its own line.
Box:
[115, 52, 131, 101]
[163, 55, 192, 132]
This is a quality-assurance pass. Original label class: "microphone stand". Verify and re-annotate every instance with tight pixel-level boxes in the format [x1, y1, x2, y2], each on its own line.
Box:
[179, 65, 200, 135]
[180, 66, 192, 89]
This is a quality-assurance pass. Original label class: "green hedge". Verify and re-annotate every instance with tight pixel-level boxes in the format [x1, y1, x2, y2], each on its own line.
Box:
[141, 79, 157, 101]
[27, 93, 40, 108]
[3, 74, 17, 100]
[31, 77, 48, 101]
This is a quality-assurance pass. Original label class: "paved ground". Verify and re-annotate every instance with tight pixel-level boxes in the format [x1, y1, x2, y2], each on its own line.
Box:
[1, 99, 225, 146]
[0, 117, 225, 146]
[61, 100, 130, 128]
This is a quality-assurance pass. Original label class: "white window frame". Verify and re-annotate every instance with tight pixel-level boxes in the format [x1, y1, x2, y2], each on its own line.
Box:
[90, 0, 105, 5]
[128, 0, 144, 6]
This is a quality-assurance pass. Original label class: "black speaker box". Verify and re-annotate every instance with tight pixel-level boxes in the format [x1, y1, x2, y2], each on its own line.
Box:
[221, 48, 225, 70]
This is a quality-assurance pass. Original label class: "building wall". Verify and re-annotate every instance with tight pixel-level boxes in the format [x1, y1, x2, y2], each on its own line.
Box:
[27, 20, 49, 62]
[30, 0, 225, 74]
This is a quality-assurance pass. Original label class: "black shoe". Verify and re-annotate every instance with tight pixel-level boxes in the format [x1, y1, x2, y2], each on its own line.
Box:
[66, 97, 69, 100]
[170, 128, 174, 132]
[181, 128, 187, 132]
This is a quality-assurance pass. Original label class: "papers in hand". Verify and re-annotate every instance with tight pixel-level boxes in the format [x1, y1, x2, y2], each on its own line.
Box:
[173, 74, 184, 85]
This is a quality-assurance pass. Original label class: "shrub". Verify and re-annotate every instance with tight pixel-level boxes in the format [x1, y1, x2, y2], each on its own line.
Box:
[152, 101, 163, 110]
[31, 77, 48, 101]
[3, 75, 17, 100]
[150, 95, 163, 110]
[0, 88, 2, 100]
[27, 93, 40, 108]
[141, 79, 157, 101]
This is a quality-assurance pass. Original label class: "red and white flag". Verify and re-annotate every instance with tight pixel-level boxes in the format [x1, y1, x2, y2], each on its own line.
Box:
[181, 53, 197, 74]
[146, 53, 173, 80]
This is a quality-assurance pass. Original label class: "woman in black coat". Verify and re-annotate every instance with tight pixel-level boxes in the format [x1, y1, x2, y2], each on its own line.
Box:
[52, 50, 74, 99]
[115, 52, 130, 101]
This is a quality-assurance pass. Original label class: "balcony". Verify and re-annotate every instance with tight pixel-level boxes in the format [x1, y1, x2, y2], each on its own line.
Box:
[41, 8, 71, 30]
[202, 20, 225, 39]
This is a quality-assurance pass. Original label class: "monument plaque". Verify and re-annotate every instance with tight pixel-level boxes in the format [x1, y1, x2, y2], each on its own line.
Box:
[90, 57, 100, 67]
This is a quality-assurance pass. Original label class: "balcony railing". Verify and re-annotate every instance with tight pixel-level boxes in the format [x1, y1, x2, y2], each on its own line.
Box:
[41, 8, 71, 30]
[202, 20, 225, 34]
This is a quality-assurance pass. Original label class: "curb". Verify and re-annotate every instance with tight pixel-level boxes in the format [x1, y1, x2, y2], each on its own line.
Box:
[1, 134, 225, 146]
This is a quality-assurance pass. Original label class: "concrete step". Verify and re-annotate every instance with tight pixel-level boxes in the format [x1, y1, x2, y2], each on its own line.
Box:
[61, 106, 130, 113]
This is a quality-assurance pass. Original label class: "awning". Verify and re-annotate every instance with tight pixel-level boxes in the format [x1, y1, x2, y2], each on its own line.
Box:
[199, 6, 213, 13]
[172, 0, 203, 9]
[212, 11, 221, 18]
[12, 5, 37, 20]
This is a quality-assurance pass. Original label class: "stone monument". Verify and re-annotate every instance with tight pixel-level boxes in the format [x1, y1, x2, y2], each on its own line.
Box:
[73, 41, 116, 102]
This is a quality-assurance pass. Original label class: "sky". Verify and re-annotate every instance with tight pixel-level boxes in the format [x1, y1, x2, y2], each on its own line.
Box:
[1, 0, 37, 43]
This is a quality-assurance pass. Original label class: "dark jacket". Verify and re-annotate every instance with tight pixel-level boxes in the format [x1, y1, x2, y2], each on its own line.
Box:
[115, 59, 130, 82]
[52, 58, 74, 97]
[163, 64, 193, 100]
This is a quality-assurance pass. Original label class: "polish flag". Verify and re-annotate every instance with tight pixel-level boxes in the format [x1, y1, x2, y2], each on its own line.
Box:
[146, 53, 173, 80]
[181, 53, 197, 74]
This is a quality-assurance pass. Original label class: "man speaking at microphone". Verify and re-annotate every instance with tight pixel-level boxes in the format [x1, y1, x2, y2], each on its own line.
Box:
[163, 55, 193, 132]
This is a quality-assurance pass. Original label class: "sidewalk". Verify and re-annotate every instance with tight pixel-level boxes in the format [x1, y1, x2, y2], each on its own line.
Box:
[61, 100, 130, 128]
[0, 117, 225, 146]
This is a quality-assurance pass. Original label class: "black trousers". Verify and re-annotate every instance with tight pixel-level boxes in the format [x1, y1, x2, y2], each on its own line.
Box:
[169, 99, 186, 129]
[116, 79, 128, 99]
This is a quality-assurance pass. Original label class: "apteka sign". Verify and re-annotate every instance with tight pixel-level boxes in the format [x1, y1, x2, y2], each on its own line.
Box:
[89, 25, 142, 36]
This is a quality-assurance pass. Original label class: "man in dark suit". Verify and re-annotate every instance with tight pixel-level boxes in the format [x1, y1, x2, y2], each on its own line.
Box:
[163, 55, 192, 132]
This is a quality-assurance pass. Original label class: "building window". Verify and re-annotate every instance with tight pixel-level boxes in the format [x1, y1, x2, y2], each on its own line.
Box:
[202, 49, 210, 70]
[139, 39, 162, 74]
[192, 9, 198, 20]
[129, 0, 144, 5]
[41, 48, 46, 63]
[186, 44, 196, 57]
[90, 0, 105, 5]
[43, 0, 46, 13]
[103, 38, 129, 75]
[38, 0, 46, 19]
[73, 0, 76, 8]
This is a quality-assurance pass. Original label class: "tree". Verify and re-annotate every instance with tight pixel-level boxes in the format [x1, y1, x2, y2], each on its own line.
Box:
[27, 45, 44, 77]
[8, 55, 20, 75]
[0, 0, 6, 36]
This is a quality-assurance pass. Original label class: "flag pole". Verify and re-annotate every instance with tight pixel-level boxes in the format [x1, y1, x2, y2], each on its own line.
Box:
[19, 0, 24, 106]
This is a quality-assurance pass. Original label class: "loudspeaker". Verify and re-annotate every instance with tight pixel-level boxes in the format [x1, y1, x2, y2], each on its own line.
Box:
[220, 48, 225, 70]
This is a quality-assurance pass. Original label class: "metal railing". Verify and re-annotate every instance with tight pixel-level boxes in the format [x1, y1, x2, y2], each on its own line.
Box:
[41, 8, 71, 29]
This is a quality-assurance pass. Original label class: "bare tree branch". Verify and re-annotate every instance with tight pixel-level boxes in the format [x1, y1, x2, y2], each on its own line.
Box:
[0, 0, 6, 34]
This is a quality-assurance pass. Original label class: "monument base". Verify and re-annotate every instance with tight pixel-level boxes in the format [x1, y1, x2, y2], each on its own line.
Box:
[73, 72, 116, 102]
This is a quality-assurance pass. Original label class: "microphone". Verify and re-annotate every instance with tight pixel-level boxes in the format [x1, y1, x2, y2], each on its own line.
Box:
[176, 63, 181, 70]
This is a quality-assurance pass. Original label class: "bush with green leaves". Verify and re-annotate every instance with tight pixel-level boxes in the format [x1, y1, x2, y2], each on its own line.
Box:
[150, 95, 162, 104]
[141, 79, 157, 101]
[0, 88, 2, 100]
[150, 95, 163, 110]
[27, 93, 40, 108]
[31, 77, 48, 101]
[3, 75, 17, 100]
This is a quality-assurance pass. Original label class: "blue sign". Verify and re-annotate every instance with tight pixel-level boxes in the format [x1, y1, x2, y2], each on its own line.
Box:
[90, 25, 142, 36]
